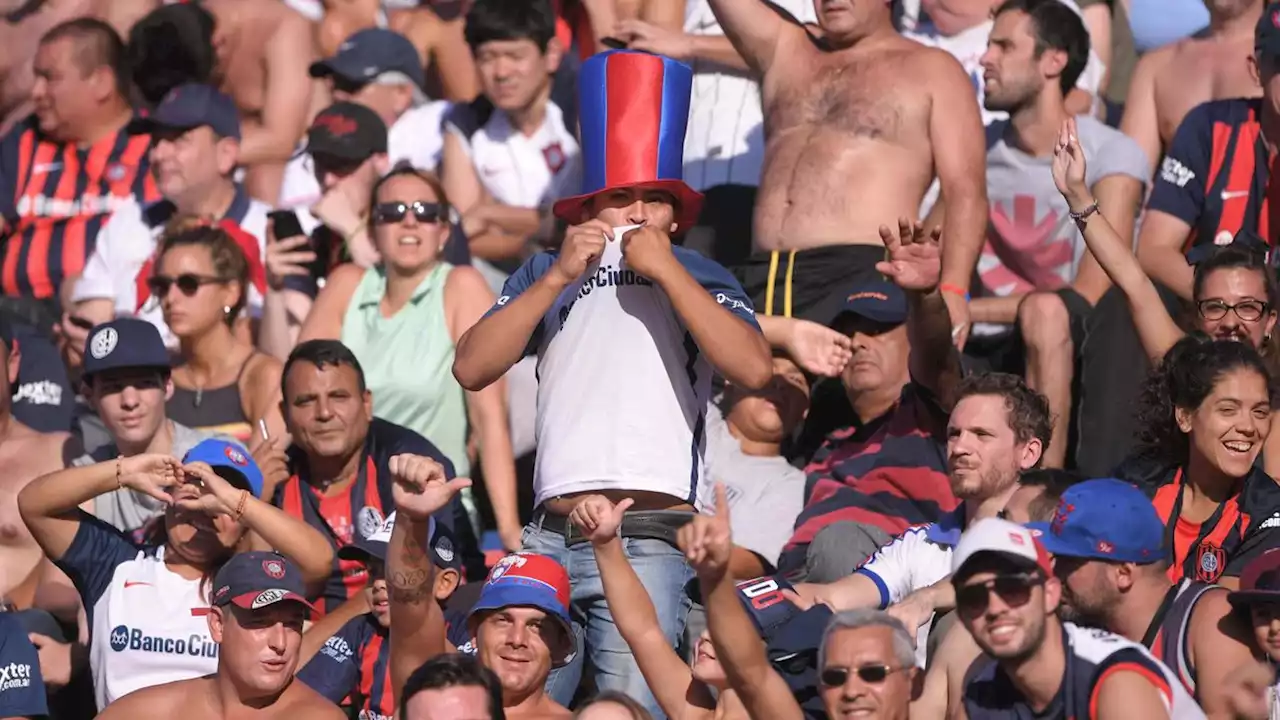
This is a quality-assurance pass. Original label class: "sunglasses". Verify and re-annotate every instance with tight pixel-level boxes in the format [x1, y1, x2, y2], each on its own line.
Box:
[147, 273, 227, 298]
[820, 664, 907, 687]
[372, 201, 448, 225]
[955, 572, 1042, 618]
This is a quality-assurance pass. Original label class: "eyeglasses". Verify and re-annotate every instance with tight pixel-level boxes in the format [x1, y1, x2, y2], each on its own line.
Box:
[1197, 299, 1270, 322]
[372, 201, 448, 225]
[147, 273, 227, 298]
[819, 664, 909, 687]
[954, 572, 1042, 619]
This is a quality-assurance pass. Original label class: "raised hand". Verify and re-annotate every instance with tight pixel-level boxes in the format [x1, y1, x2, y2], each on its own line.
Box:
[875, 217, 942, 294]
[569, 495, 635, 545]
[781, 317, 853, 377]
[621, 224, 677, 281]
[677, 484, 733, 585]
[553, 219, 611, 286]
[264, 221, 315, 292]
[614, 19, 693, 60]
[1052, 117, 1090, 207]
[118, 454, 183, 504]
[173, 462, 243, 517]
[389, 454, 471, 521]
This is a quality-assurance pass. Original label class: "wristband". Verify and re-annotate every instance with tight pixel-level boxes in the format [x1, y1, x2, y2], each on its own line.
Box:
[233, 490, 249, 521]
[940, 284, 971, 301]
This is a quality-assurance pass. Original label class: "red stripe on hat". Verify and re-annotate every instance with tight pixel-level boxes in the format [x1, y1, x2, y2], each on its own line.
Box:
[604, 54, 664, 188]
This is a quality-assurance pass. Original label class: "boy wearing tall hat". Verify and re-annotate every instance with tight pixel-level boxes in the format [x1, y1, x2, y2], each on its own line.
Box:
[453, 49, 771, 714]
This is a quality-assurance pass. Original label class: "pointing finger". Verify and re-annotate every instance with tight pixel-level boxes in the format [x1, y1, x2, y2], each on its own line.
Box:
[714, 483, 730, 519]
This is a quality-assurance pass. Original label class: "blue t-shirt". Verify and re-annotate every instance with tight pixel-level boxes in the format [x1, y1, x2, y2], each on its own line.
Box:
[0, 613, 48, 718]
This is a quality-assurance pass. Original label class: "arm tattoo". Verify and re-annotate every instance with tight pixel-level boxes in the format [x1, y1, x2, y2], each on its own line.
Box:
[390, 569, 433, 603]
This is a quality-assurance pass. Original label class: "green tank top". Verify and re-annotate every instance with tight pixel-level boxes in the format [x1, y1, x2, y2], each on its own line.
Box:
[340, 262, 470, 477]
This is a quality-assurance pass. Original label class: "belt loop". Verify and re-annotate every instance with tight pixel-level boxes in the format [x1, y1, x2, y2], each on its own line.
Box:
[533, 505, 546, 533]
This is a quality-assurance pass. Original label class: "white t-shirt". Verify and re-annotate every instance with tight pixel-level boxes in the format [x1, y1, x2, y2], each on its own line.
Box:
[277, 101, 451, 212]
[680, 0, 815, 191]
[489, 228, 761, 507]
[72, 187, 269, 347]
[54, 519, 218, 710]
[855, 505, 965, 666]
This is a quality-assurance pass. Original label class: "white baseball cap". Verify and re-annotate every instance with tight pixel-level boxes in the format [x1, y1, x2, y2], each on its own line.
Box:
[951, 518, 1053, 580]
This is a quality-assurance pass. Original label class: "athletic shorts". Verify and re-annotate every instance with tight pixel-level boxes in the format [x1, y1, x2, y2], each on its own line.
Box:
[963, 287, 1093, 374]
[732, 245, 887, 326]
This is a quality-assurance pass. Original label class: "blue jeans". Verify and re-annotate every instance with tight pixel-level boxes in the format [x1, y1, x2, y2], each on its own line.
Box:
[522, 519, 693, 719]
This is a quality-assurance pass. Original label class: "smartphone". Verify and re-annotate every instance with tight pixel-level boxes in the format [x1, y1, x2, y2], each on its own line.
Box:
[600, 37, 628, 50]
[268, 210, 305, 241]
[268, 210, 330, 286]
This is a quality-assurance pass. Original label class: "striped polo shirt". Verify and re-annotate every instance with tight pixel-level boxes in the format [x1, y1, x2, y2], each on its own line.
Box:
[0, 117, 158, 299]
[778, 383, 957, 572]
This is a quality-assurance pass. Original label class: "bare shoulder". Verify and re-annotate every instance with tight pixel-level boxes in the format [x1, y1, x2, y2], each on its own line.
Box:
[245, 350, 284, 389]
[903, 42, 971, 85]
[282, 682, 346, 718]
[100, 679, 195, 717]
[13, 425, 73, 472]
[445, 264, 495, 299]
[326, 262, 366, 291]
[268, 2, 313, 43]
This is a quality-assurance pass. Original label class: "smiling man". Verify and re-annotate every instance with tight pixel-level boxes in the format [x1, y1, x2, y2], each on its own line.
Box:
[951, 518, 1201, 720]
[96, 552, 344, 719]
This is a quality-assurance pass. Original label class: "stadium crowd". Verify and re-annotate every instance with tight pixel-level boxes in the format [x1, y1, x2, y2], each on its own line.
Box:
[5, 0, 1280, 718]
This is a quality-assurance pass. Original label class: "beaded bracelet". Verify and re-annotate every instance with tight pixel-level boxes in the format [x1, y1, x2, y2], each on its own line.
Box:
[233, 490, 249, 521]
[939, 284, 971, 302]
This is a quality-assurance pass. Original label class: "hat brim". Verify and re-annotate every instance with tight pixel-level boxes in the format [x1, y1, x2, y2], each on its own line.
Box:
[953, 549, 1043, 582]
[1229, 590, 1280, 607]
[226, 590, 316, 615]
[833, 306, 907, 327]
[552, 180, 703, 235]
[467, 585, 574, 666]
[338, 541, 386, 564]
[308, 59, 358, 81]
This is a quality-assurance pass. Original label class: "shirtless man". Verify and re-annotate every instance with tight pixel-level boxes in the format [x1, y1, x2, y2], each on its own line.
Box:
[317, 0, 479, 101]
[0, 0, 157, 135]
[709, 0, 987, 341]
[203, 0, 317, 204]
[1120, 0, 1263, 176]
[0, 321, 76, 614]
[96, 552, 345, 720]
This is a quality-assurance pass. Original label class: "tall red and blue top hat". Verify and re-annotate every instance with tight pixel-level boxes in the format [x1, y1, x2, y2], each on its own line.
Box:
[552, 50, 704, 231]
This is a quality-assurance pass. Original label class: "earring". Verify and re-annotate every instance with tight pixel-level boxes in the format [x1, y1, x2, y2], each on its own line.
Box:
[224, 305, 232, 319]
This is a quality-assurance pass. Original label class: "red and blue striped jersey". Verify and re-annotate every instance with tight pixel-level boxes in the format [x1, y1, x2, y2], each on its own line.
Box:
[297, 613, 393, 720]
[0, 117, 158, 298]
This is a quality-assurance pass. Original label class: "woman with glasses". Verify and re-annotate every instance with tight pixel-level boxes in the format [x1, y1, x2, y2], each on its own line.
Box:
[1053, 117, 1280, 476]
[1128, 334, 1280, 587]
[297, 165, 518, 551]
[152, 220, 285, 445]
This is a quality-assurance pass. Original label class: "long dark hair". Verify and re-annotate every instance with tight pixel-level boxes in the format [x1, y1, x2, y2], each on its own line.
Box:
[1133, 333, 1275, 466]
[1190, 248, 1280, 377]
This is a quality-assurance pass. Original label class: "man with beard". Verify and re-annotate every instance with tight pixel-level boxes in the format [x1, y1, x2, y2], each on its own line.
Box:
[707, 0, 987, 341]
[1032, 478, 1258, 717]
[794, 372, 1052, 665]
[96, 552, 345, 719]
[951, 518, 1200, 719]
[382, 452, 571, 718]
[297, 510, 460, 720]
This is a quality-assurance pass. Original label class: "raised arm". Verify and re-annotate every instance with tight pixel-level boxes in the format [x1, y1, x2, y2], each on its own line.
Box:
[1118, 49, 1169, 179]
[704, 0, 794, 74]
[385, 455, 471, 697]
[453, 221, 608, 390]
[236, 14, 314, 169]
[571, 495, 715, 720]
[876, 219, 964, 410]
[18, 456, 181, 561]
[682, 486, 805, 720]
[1053, 117, 1184, 361]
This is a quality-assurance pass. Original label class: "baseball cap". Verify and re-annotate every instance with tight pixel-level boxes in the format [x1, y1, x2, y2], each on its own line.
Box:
[1229, 548, 1280, 607]
[1258, 5, 1280, 61]
[833, 281, 907, 326]
[1026, 478, 1164, 564]
[128, 83, 241, 140]
[468, 553, 574, 666]
[1185, 228, 1269, 266]
[731, 574, 831, 719]
[82, 319, 171, 378]
[338, 512, 461, 571]
[309, 28, 426, 91]
[304, 102, 388, 163]
[951, 518, 1053, 581]
[212, 551, 316, 615]
[182, 439, 264, 499]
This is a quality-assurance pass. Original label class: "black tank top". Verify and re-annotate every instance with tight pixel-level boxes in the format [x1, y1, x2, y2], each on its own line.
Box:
[1141, 579, 1217, 697]
[167, 353, 255, 444]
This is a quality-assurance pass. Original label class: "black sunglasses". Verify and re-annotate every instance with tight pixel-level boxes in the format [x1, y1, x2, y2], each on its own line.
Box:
[955, 572, 1042, 618]
[372, 201, 448, 225]
[148, 273, 227, 298]
[820, 664, 907, 687]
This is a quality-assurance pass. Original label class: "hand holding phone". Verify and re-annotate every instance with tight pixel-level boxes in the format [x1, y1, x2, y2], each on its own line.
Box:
[264, 210, 317, 291]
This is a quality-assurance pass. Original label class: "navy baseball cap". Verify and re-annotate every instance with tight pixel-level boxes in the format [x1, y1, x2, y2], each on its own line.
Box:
[1185, 229, 1269, 266]
[1257, 5, 1280, 61]
[82, 319, 170, 378]
[469, 553, 574, 666]
[212, 551, 316, 614]
[833, 281, 907, 326]
[1027, 478, 1164, 564]
[304, 102, 388, 163]
[735, 575, 832, 720]
[338, 512, 461, 571]
[129, 83, 241, 140]
[182, 439, 265, 499]
[310, 28, 425, 90]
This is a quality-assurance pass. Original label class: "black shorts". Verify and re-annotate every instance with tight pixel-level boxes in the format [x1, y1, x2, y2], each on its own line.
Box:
[963, 287, 1093, 374]
[732, 245, 887, 326]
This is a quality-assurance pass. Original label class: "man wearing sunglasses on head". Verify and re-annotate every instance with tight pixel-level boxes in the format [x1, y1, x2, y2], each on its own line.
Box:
[952, 518, 1203, 719]
[66, 84, 269, 360]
